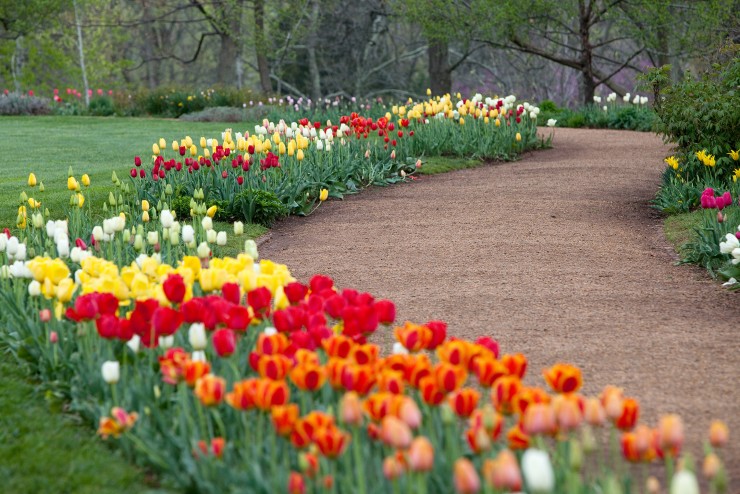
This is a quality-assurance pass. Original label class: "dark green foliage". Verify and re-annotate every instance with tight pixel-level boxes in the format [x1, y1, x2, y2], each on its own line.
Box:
[648, 52, 740, 154]
[88, 96, 116, 116]
[0, 92, 51, 115]
[232, 189, 288, 227]
[538, 104, 657, 131]
[679, 208, 739, 276]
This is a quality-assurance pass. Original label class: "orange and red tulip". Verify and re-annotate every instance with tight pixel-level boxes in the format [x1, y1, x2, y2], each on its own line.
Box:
[709, 420, 729, 448]
[657, 414, 684, 457]
[436, 339, 473, 368]
[326, 358, 348, 389]
[507, 422, 530, 450]
[419, 375, 446, 406]
[404, 354, 432, 388]
[501, 353, 527, 379]
[350, 343, 379, 365]
[394, 322, 432, 352]
[322, 335, 354, 358]
[314, 425, 350, 459]
[253, 378, 290, 411]
[466, 426, 491, 454]
[256, 332, 290, 355]
[377, 370, 405, 394]
[469, 407, 503, 441]
[450, 388, 480, 418]
[271, 404, 300, 436]
[226, 378, 258, 411]
[257, 353, 293, 380]
[288, 471, 305, 494]
[364, 392, 403, 422]
[341, 363, 376, 395]
[183, 359, 211, 387]
[453, 458, 481, 494]
[471, 356, 508, 387]
[543, 363, 583, 394]
[512, 386, 550, 416]
[435, 362, 467, 393]
[615, 397, 639, 431]
[290, 363, 326, 392]
[491, 375, 522, 415]
[98, 407, 138, 439]
[194, 374, 226, 406]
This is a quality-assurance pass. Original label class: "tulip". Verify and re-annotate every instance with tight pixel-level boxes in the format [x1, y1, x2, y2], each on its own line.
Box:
[212, 328, 236, 357]
[407, 436, 434, 471]
[584, 397, 606, 426]
[40, 309, 52, 323]
[216, 231, 227, 246]
[646, 476, 660, 494]
[197, 242, 210, 259]
[399, 396, 422, 429]
[182, 225, 195, 244]
[543, 363, 582, 393]
[339, 391, 363, 426]
[670, 470, 699, 494]
[453, 458, 480, 494]
[515, 132, 522, 142]
[483, 450, 522, 491]
[288, 472, 305, 494]
[244, 239, 258, 259]
[98, 407, 138, 439]
[658, 414, 684, 457]
[320, 189, 329, 201]
[708, 419, 728, 447]
[101, 360, 120, 384]
[523, 403, 557, 436]
[615, 398, 639, 430]
[380, 416, 412, 449]
[206, 205, 218, 218]
[189, 323, 208, 350]
[202, 216, 213, 231]
[194, 374, 226, 406]
[206, 229, 217, 243]
[313, 425, 350, 458]
[152, 143, 160, 155]
[160, 209, 174, 228]
[522, 448, 554, 493]
[28, 173, 37, 187]
[233, 221, 244, 235]
[81, 174, 90, 186]
[383, 455, 405, 480]
[702, 453, 721, 479]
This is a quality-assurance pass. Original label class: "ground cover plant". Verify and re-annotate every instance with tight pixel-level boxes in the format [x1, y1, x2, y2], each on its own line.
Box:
[537, 93, 657, 132]
[0, 92, 731, 493]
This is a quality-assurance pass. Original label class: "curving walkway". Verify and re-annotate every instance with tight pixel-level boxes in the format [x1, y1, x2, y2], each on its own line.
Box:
[261, 128, 739, 482]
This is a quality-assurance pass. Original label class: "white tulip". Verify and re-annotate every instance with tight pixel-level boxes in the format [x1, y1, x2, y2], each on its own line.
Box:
[244, 239, 258, 259]
[593, 95, 602, 103]
[6, 236, 19, 256]
[197, 242, 210, 259]
[719, 233, 739, 254]
[147, 231, 159, 245]
[28, 280, 41, 296]
[732, 247, 740, 265]
[10, 260, 31, 278]
[14, 244, 26, 261]
[92, 226, 103, 241]
[159, 335, 175, 348]
[101, 360, 120, 384]
[633, 95, 640, 104]
[529, 111, 537, 119]
[188, 323, 207, 350]
[191, 350, 207, 362]
[46, 220, 57, 238]
[160, 209, 174, 228]
[233, 221, 244, 236]
[202, 216, 213, 231]
[640, 96, 648, 105]
[126, 335, 141, 353]
[603, 105, 608, 112]
[113, 216, 125, 232]
[170, 221, 181, 234]
[670, 470, 699, 494]
[546, 119, 557, 127]
[103, 218, 114, 235]
[623, 92, 631, 102]
[263, 326, 277, 336]
[216, 231, 227, 246]
[0, 233, 7, 252]
[182, 225, 195, 243]
[522, 448, 555, 493]
[169, 229, 179, 245]
[392, 342, 409, 355]
[206, 229, 217, 243]
[316, 140, 324, 151]
[57, 239, 70, 258]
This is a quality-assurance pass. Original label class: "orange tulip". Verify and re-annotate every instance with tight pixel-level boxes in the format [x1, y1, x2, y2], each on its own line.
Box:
[378, 354, 410, 375]
[512, 386, 550, 416]
[437, 339, 473, 368]
[291, 412, 335, 449]
[615, 397, 639, 430]
[322, 335, 354, 358]
[468, 407, 503, 441]
[288, 471, 305, 494]
[501, 353, 527, 379]
[507, 423, 530, 450]
[380, 415, 412, 449]
[419, 375, 446, 406]
[364, 392, 403, 422]
[553, 394, 584, 432]
[226, 378, 258, 411]
[272, 404, 300, 436]
[450, 388, 480, 418]
[183, 359, 211, 387]
[703, 453, 722, 479]
[522, 403, 557, 436]
[407, 436, 435, 471]
[584, 397, 606, 426]
[471, 356, 508, 387]
[708, 420, 729, 448]
[98, 407, 138, 439]
[257, 353, 293, 380]
[326, 358, 348, 389]
[158, 347, 189, 385]
[658, 414, 684, 457]
[600, 385, 624, 420]
[314, 425, 350, 458]
[350, 343, 379, 365]
[466, 426, 491, 454]
[543, 363, 583, 394]
[253, 379, 290, 410]
[491, 375, 522, 415]
[482, 450, 522, 491]
[294, 348, 320, 367]
[621, 425, 656, 463]
[194, 374, 226, 406]
[395, 322, 432, 352]
[339, 391, 364, 426]
[435, 362, 467, 393]
[399, 396, 422, 429]
[196, 437, 225, 459]
[453, 458, 481, 494]
[341, 363, 377, 395]
[256, 332, 290, 355]
[404, 354, 432, 387]
[290, 363, 326, 392]
[377, 370, 405, 394]
[383, 455, 406, 480]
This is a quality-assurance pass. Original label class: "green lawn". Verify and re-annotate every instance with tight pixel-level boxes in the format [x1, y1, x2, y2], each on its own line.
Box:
[663, 210, 702, 253]
[0, 116, 267, 492]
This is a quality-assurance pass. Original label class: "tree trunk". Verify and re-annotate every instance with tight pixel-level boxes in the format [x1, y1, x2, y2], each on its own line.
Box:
[73, 0, 90, 107]
[578, 0, 595, 105]
[216, 33, 238, 86]
[254, 0, 272, 93]
[428, 39, 451, 95]
[307, 0, 321, 101]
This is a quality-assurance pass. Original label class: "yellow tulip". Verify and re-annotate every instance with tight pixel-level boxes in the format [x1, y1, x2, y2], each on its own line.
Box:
[190, 145, 197, 156]
[142, 211, 150, 222]
[426, 88, 432, 96]
[459, 117, 465, 125]
[28, 198, 41, 209]
[495, 118, 501, 127]
[484, 117, 489, 124]
[152, 143, 160, 155]
[173, 140, 180, 151]
[288, 140, 296, 156]
[77, 193, 85, 208]
[278, 142, 286, 155]
[320, 189, 329, 201]
[56, 278, 77, 303]
[272, 133, 281, 144]
[206, 205, 218, 218]
[28, 173, 37, 187]
[516, 132, 522, 142]
[185, 136, 193, 148]
[204, 148, 211, 158]
[67, 176, 78, 191]
[200, 137, 207, 148]
[141, 200, 150, 211]
[729, 150, 739, 161]
[158, 138, 166, 149]
[81, 174, 90, 187]
[297, 149, 304, 161]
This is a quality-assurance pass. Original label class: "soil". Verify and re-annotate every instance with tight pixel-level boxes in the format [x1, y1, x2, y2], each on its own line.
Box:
[261, 128, 739, 485]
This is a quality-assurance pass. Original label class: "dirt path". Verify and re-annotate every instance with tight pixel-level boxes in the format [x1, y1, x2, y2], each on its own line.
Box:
[261, 128, 739, 483]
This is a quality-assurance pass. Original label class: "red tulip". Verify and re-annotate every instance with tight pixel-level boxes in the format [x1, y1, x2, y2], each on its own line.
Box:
[163, 273, 186, 304]
[96, 314, 120, 339]
[152, 306, 183, 336]
[212, 328, 236, 357]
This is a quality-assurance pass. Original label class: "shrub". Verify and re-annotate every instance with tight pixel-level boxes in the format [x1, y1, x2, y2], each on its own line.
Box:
[648, 52, 740, 154]
[88, 96, 116, 116]
[232, 189, 288, 226]
[0, 93, 51, 115]
[179, 106, 248, 123]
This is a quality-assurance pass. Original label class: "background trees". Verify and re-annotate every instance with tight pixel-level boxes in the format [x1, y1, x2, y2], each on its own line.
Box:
[1, 0, 737, 105]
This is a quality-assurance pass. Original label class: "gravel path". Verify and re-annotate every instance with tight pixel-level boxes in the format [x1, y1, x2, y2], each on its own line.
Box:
[261, 128, 739, 483]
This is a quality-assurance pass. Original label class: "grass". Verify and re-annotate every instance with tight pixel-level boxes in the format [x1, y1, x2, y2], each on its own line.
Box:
[417, 156, 483, 175]
[0, 115, 271, 492]
[663, 210, 703, 253]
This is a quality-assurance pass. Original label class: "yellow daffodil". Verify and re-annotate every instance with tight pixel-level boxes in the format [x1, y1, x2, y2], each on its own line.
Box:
[206, 205, 218, 218]
[320, 189, 329, 201]
[81, 174, 90, 187]
[664, 156, 679, 170]
[729, 150, 739, 161]
[28, 173, 37, 187]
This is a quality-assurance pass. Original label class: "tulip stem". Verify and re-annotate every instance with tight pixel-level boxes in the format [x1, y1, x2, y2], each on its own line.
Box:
[352, 426, 367, 494]
[664, 455, 674, 492]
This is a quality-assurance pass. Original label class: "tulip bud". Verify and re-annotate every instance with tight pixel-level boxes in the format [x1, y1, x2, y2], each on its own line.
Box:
[134, 234, 144, 251]
[216, 231, 227, 246]
[339, 392, 363, 426]
[440, 403, 455, 424]
[569, 438, 583, 471]
[206, 205, 218, 218]
[233, 221, 244, 236]
[646, 476, 660, 494]
[147, 231, 158, 245]
[189, 323, 208, 350]
[206, 229, 217, 243]
[380, 416, 412, 449]
[28, 280, 41, 296]
[108, 191, 117, 206]
[101, 360, 120, 384]
[382, 456, 404, 481]
[702, 453, 721, 479]
[28, 173, 37, 187]
[197, 242, 210, 259]
[453, 458, 480, 494]
[39, 182, 45, 193]
[40, 309, 52, 323]
[202, 216, 213, 231]
[708, 420, 728, 447]
[244, 239, 258, 259]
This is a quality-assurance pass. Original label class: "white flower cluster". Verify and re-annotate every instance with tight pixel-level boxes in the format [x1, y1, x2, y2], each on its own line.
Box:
[46, 220, 70, 258]
[622, 92, 648, 105]
[719, 229, 740, 265]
